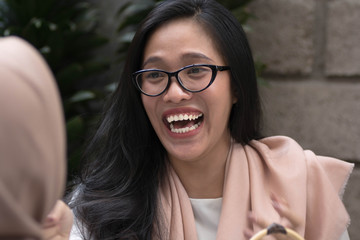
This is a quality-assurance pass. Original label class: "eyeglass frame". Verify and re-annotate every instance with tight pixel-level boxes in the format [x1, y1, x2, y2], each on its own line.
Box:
[132, 64, 231, 97]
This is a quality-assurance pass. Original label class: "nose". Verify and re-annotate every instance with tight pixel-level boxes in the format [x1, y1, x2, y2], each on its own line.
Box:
[162, 76, 192, 103]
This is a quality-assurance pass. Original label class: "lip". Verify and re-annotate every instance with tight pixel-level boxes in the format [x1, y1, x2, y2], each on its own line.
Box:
[162, 107, 204, 139]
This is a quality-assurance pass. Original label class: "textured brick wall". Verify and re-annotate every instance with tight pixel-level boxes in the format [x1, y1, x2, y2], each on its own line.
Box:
[247, 0, 360, 237]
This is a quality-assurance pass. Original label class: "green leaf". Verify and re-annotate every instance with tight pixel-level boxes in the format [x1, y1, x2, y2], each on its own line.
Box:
[118, 31, 135, 44]
[105, 82, 118, 93]
[66, 116, 85, 142]
[69, 90, 96, 103]
[56, 63, 83, 84]
[117, 2, 156, 31]
[116, 2, 132, 17]
[81, 60, 110, 76]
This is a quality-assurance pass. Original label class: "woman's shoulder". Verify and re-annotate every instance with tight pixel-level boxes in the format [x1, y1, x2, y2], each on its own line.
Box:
[250, 135, 302, 152]
[243, 135, 306, 162]
[244, 135, 354, 195]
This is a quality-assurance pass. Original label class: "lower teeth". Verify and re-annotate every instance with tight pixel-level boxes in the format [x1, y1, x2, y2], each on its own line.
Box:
[170, 122, 201, 134]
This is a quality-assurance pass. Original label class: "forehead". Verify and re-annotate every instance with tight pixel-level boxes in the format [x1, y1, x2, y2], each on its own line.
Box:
[142, 18, 224, 67]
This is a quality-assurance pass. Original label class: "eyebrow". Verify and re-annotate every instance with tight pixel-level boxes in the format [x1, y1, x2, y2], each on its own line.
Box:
[142, 56, 163, 68]
[142, 52, 214, 68]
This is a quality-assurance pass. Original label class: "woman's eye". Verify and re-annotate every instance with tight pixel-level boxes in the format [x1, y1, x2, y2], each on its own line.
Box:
[189, 67, 201, 74]
[187, 66, 210, 76]
[145, 72, 163, 79]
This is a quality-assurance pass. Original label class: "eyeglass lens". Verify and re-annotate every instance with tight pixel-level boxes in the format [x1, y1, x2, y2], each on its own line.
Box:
[136, 65, 213, 95]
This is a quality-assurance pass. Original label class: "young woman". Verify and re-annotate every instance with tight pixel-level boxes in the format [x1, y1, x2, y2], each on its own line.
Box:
[61, 0, 352, 239]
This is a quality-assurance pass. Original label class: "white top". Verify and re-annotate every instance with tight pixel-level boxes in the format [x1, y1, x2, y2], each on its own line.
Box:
[189, 198, 222, 240]
[69, 211, 86, 240]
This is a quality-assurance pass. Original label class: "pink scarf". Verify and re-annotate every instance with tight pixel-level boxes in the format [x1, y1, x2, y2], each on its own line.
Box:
[158, 136, 353, 240]
[0, 37, 66, 239]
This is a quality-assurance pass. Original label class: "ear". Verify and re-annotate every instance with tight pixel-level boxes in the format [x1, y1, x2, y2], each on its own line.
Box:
[232, 89, 238, 104]
[232, 95, 238, 104]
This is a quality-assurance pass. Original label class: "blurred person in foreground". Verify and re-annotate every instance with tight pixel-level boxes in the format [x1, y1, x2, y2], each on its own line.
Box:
[0, 36, 72, 239]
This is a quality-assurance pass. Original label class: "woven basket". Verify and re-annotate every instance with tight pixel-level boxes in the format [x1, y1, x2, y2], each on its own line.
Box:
[250, 223, 304, 240]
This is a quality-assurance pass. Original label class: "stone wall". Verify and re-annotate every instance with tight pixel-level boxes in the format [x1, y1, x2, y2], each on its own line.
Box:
[246, 0, 360, 237]
[91, 0, 359, 237]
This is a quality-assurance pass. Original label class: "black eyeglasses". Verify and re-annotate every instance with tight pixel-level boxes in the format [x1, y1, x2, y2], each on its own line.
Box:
[132, 64, 230, 97]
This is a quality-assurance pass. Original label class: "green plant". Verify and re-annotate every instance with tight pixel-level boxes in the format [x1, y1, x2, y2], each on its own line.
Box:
[115, 0, 264, 80]
[0, 0, 110, 179]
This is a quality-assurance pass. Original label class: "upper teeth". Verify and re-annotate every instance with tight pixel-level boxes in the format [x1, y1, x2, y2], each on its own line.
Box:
[166, 113, 203, 123]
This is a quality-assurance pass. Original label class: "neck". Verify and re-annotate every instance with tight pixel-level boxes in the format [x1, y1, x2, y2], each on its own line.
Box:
[169, 138, 232, 199]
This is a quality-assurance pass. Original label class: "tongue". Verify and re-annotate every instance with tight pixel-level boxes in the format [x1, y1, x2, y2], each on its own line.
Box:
[173, 120, 197, 129]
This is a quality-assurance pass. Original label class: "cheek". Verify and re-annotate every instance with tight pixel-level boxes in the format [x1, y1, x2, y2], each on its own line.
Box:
[214, 81, 235, 121]
[204, 87, 234, 122]
[213, 77, 234, 107]
[224, 77, 236, 106]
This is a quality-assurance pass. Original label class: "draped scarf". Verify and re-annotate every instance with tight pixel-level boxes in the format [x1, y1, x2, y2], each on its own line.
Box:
[158, 136, 353, 240]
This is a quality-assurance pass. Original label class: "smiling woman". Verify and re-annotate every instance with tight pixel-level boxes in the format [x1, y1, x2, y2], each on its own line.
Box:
[62, 0, 354, 240]
[140, 17, 236, 166]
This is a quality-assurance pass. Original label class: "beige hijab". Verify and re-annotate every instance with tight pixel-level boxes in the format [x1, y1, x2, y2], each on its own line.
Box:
[0, 37, 66, 239]
[159, 136, 353, 240]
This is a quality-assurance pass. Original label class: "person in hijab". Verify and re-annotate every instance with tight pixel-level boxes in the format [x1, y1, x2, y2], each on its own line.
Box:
[0, 36, 72, 239]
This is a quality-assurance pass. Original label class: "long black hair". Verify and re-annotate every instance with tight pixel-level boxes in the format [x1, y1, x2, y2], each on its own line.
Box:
[69, 0, 261, 239]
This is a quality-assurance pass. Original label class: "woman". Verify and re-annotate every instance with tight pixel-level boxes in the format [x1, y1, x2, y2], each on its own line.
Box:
[0, 36, 72, 239]
[64, 0, 353, 239]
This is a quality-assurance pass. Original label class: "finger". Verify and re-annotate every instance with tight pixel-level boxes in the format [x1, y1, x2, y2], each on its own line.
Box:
[271, 196, 302, 228]
[42, 215, 58, 228]
[248, 211, 270, 229]
[42, 225, 59, 239]
[42, 200, 65, 228]
[48, 200, 65, 219]
[55, 200, 74, 237]
[243, 228, 254, 239]
[42, 200, 74, 239]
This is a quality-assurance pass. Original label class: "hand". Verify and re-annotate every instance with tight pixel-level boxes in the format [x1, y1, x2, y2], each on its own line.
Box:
[244, 194, 304, 240]
[42, 200, 73, 240]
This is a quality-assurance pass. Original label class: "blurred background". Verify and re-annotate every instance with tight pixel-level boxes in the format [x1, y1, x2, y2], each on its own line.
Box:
[245, 1, 360, 238]
[0, 0, 358, 238]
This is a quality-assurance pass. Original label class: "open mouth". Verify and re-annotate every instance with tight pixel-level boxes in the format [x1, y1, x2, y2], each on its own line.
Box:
[165, 113, 203, 134]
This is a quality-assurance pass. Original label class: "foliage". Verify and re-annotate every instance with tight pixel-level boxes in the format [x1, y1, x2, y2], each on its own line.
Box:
[0, 0, 110, 179]
[115, 0, 264, 80]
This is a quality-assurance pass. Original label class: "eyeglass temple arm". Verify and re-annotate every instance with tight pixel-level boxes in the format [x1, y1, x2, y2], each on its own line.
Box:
[217, 66, 230, 71]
